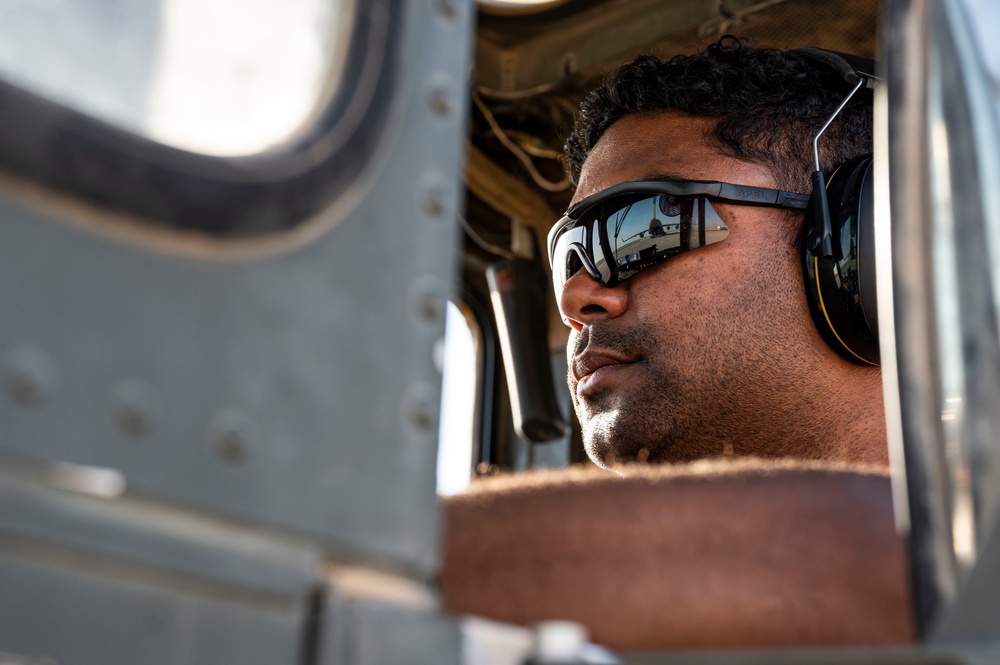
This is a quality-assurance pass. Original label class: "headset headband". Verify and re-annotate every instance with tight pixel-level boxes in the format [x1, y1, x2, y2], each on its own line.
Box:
[792, 47, 882, 366]
[790, 47, 880, 89]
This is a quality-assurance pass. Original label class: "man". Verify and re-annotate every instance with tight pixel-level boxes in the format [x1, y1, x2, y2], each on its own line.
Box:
[558, 38, 885, 467]
[442, 39, 912, 650]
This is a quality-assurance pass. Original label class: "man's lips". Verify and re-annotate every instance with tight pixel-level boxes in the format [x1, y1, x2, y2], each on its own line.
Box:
[573, 349, 639, 395]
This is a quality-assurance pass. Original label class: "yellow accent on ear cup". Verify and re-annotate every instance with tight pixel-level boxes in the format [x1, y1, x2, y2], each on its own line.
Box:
[826, 165, 843, 188]
[813, 255, 879, 366]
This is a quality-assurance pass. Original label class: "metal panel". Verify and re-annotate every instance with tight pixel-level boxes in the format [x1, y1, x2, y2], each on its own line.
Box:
[881, 0, 957, 637]
[475, 0, 761, 93]
[617, 647, 962, 665]
[0, 558, 305, 665]
[922, 0, 1000, 642]
[885, 0, 1000, 643]
[0, 1, 472, 664]
[320, 589, 461, 665]
[0, 0, 474, 580]
[0, 464, 318, 665]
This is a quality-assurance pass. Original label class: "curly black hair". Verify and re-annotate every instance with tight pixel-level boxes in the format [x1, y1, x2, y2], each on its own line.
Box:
[564, 37, 873, 192]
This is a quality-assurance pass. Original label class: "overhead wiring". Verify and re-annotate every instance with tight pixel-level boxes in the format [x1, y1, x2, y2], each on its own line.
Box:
[460, 214, 517, 260]
[473, 90, 571, 193]
[698, 0, 793, 38]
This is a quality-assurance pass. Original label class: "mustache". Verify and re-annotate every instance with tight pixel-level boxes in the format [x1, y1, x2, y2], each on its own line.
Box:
[571, 321, 649, 360]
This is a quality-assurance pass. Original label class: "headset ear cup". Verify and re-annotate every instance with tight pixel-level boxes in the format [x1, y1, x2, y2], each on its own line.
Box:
[802, 155, 880, 366]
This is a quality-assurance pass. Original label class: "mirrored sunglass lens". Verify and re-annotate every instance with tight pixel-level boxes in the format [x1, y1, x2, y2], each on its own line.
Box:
[599, 193, 729, 281]
[549, 190, 730, 310]
[550, 224, 587, 294]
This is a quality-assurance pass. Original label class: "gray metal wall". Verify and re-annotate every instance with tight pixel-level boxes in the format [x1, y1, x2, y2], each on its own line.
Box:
[0, 1, 473, 663]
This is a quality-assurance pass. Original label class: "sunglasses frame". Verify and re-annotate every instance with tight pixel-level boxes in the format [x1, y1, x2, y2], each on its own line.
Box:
[547, 179, 811, 293]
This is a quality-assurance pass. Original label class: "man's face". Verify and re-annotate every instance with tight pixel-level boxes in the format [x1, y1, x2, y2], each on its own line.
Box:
[562, 113, 841, 467]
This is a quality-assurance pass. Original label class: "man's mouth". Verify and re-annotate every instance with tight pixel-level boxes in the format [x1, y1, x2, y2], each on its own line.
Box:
[573, 349, 639, 396]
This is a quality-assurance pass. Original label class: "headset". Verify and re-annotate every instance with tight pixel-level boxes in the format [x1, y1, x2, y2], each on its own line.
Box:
[791, 47, 881, 366]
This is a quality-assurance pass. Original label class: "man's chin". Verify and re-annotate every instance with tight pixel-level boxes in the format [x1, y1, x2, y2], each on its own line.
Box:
[581, 408, 722, 467]
[581, 410, 658, 468]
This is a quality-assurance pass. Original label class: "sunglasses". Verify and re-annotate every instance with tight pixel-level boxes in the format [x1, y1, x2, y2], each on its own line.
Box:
[547, 180, 810, 318]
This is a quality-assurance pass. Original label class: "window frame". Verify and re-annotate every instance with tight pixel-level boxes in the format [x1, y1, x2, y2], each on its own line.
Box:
[0, 0, 402, 236]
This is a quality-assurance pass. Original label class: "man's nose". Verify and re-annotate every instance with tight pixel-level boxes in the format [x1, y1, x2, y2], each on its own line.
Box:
[559, 270, 629, 330]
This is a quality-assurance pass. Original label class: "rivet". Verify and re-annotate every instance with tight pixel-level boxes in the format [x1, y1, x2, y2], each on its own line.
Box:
[208, 409, 258, 466]
[436, 0, 459, 20]
[4, 345, 57, 407]
[422, 189, 446, 218]
[417, 295, 443, 322]
[215, 430, 247, 464]
[110, 380, 162, 438]
[404, 385, 439, 433]
[419, 175, 452, 221]
[428, 85, 452, 118]
[410, 279, 448, 325]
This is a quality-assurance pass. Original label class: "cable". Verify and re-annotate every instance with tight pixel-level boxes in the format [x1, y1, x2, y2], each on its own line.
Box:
[477, 81, 561, 100]
[460, 214, 517, 260]
[698, 0, 792, 38]
[502, 129, 565, 160]
[473, 91, 571, 193]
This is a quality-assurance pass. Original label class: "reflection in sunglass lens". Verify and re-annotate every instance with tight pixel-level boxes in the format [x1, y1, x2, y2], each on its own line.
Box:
[551, 193, 729, 293]
[602, 194, 694, 281]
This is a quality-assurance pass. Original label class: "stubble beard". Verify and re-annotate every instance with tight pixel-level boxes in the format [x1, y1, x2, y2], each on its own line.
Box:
[569, 320, 725, 468]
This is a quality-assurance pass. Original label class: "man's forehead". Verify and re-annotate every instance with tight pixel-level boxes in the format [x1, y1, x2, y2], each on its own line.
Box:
[571, 113, 778, 205]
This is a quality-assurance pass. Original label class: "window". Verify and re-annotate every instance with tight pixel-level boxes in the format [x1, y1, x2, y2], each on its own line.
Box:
[0, 0, 401, 235]
[437, 301, 479, 495]
[0, 0, 351, 156]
